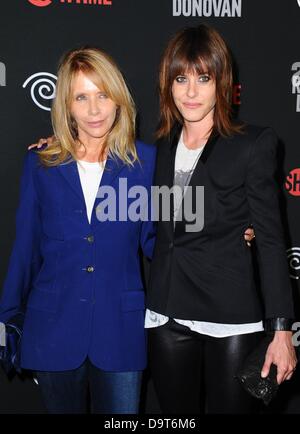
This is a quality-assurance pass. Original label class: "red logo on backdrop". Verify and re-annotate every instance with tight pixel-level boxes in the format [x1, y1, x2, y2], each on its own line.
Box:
[233, 84, 241, 105]
[28, 0, 52, 6]
[285, 168, 300, 196]
[28, 0, 112, 6]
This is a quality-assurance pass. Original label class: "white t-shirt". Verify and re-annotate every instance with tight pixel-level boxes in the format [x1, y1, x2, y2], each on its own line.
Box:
[145, 132, 263, 337]
[77, 159, 106, 224]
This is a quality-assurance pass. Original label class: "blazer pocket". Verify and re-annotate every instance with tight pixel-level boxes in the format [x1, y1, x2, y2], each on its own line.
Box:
[41, 211, 65, 240]
[26, 289, 59, 313]
[121, 290, 145, 312]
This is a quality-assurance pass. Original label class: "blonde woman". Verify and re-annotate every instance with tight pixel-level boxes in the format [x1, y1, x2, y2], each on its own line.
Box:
[0, 47, 156, 414]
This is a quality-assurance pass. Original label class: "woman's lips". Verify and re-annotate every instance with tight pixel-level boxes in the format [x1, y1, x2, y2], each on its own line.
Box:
[87, 120, 104, 128]
[183, 103, 202, 109]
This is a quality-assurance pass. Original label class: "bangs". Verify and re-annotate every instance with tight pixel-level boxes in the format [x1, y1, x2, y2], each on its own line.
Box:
[68, 62, 114, 102]
[169, 27, 218, 81]
[82, 67, 113, 98]
[170, 48, 216, 81]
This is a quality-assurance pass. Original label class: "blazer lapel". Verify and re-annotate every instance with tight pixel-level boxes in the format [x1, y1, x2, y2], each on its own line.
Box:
[56, 155, 126, 227]
[167, 126, 181, 186]
[56, 158, 85, 204]
[90, 154, 126, 227]
[163, 124, 181, 237]
[98, 154, 126, 189]
[198, 131, 219, 165]
[168, 124, 219, 178]
[173, 129, 220, 236]
[187, 131, 220, 189]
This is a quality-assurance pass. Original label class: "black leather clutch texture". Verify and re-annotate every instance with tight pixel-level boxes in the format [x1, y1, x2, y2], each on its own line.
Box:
[236, 333, 278, 405]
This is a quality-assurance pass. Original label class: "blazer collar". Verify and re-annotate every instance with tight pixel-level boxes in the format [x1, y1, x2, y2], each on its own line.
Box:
[56, 154, 126, 203]
[166, 124, 220, 236]
[169, 122, 220, 165]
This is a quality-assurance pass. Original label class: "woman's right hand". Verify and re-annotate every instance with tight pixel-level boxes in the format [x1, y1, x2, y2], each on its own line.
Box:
[28, 136, 53, 150]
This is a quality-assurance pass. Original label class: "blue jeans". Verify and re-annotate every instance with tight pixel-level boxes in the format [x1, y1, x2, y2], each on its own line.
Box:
[35, 358, 143, 414]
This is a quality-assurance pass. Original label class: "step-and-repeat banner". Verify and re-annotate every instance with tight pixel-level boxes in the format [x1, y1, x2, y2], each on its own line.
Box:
[0, 0, 300, 413]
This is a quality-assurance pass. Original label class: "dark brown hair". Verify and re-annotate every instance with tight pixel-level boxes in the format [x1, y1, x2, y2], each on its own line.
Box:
[157, 24, 243, 138]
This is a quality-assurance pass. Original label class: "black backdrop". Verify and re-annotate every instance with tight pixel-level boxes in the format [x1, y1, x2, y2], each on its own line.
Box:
[0, 0, 300, 413]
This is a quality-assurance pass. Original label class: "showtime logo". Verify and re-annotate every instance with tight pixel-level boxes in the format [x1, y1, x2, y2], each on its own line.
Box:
[28, 0, 112, 7]
[28, 0, 51, 5]
[285, 168, 300, 197]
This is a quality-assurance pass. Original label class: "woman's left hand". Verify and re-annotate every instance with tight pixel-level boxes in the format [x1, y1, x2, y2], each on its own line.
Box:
[261, 331, 297, 384]
[244, 227, 255, 247]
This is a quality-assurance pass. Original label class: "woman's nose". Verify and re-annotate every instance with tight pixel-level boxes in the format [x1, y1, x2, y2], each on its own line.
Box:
[88, 97, 100, 116]
[186, 79, 197, 98]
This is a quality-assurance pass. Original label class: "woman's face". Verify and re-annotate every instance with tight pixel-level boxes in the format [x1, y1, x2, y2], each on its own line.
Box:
[70, 70, 117, 143]
[172, 70, 216, 126]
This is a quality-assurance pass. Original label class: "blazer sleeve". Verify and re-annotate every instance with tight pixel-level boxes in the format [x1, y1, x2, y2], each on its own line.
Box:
[139, 145, 157, 260]
[245, 127, 294, 320]
[140, 218, 157, 260]
[0, 151, 42, 323]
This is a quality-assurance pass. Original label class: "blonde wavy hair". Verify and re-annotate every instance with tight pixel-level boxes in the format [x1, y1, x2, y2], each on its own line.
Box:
[38, 47, 137, 166]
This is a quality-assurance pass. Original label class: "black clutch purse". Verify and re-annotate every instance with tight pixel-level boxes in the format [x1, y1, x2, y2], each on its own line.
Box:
[0, 312, 24, 374]
[236, 332, 279, 405]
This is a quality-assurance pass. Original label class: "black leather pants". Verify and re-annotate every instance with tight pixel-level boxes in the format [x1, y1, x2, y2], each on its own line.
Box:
[148, 318, 265, 414]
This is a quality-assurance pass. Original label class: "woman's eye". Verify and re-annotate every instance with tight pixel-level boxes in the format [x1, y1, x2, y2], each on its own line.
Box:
[175, 76, 187, 83]
[99, 93, 108, 99]
[76, 95, 86, 101]
[199, 75, 210, 83]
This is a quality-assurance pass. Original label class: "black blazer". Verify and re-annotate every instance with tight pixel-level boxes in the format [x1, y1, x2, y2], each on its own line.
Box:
[147, 124, 294, 324]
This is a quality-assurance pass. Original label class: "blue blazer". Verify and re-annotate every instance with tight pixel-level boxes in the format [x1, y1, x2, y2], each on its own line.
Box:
[0, 141, 157, 372]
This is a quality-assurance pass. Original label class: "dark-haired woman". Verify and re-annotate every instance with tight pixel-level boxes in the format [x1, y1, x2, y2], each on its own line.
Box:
[146, 24, 297, 414]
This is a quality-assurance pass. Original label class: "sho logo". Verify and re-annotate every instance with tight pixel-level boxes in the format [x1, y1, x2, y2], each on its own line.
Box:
[0, 323, 5, 347]
[28, 0, 52, 6]
[287, 247, 300, 280]
[291, 62, 300, 112]
[23, 72, 57, 111]
[285, 168, 300, 196]
[0, 62, 6, 87]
